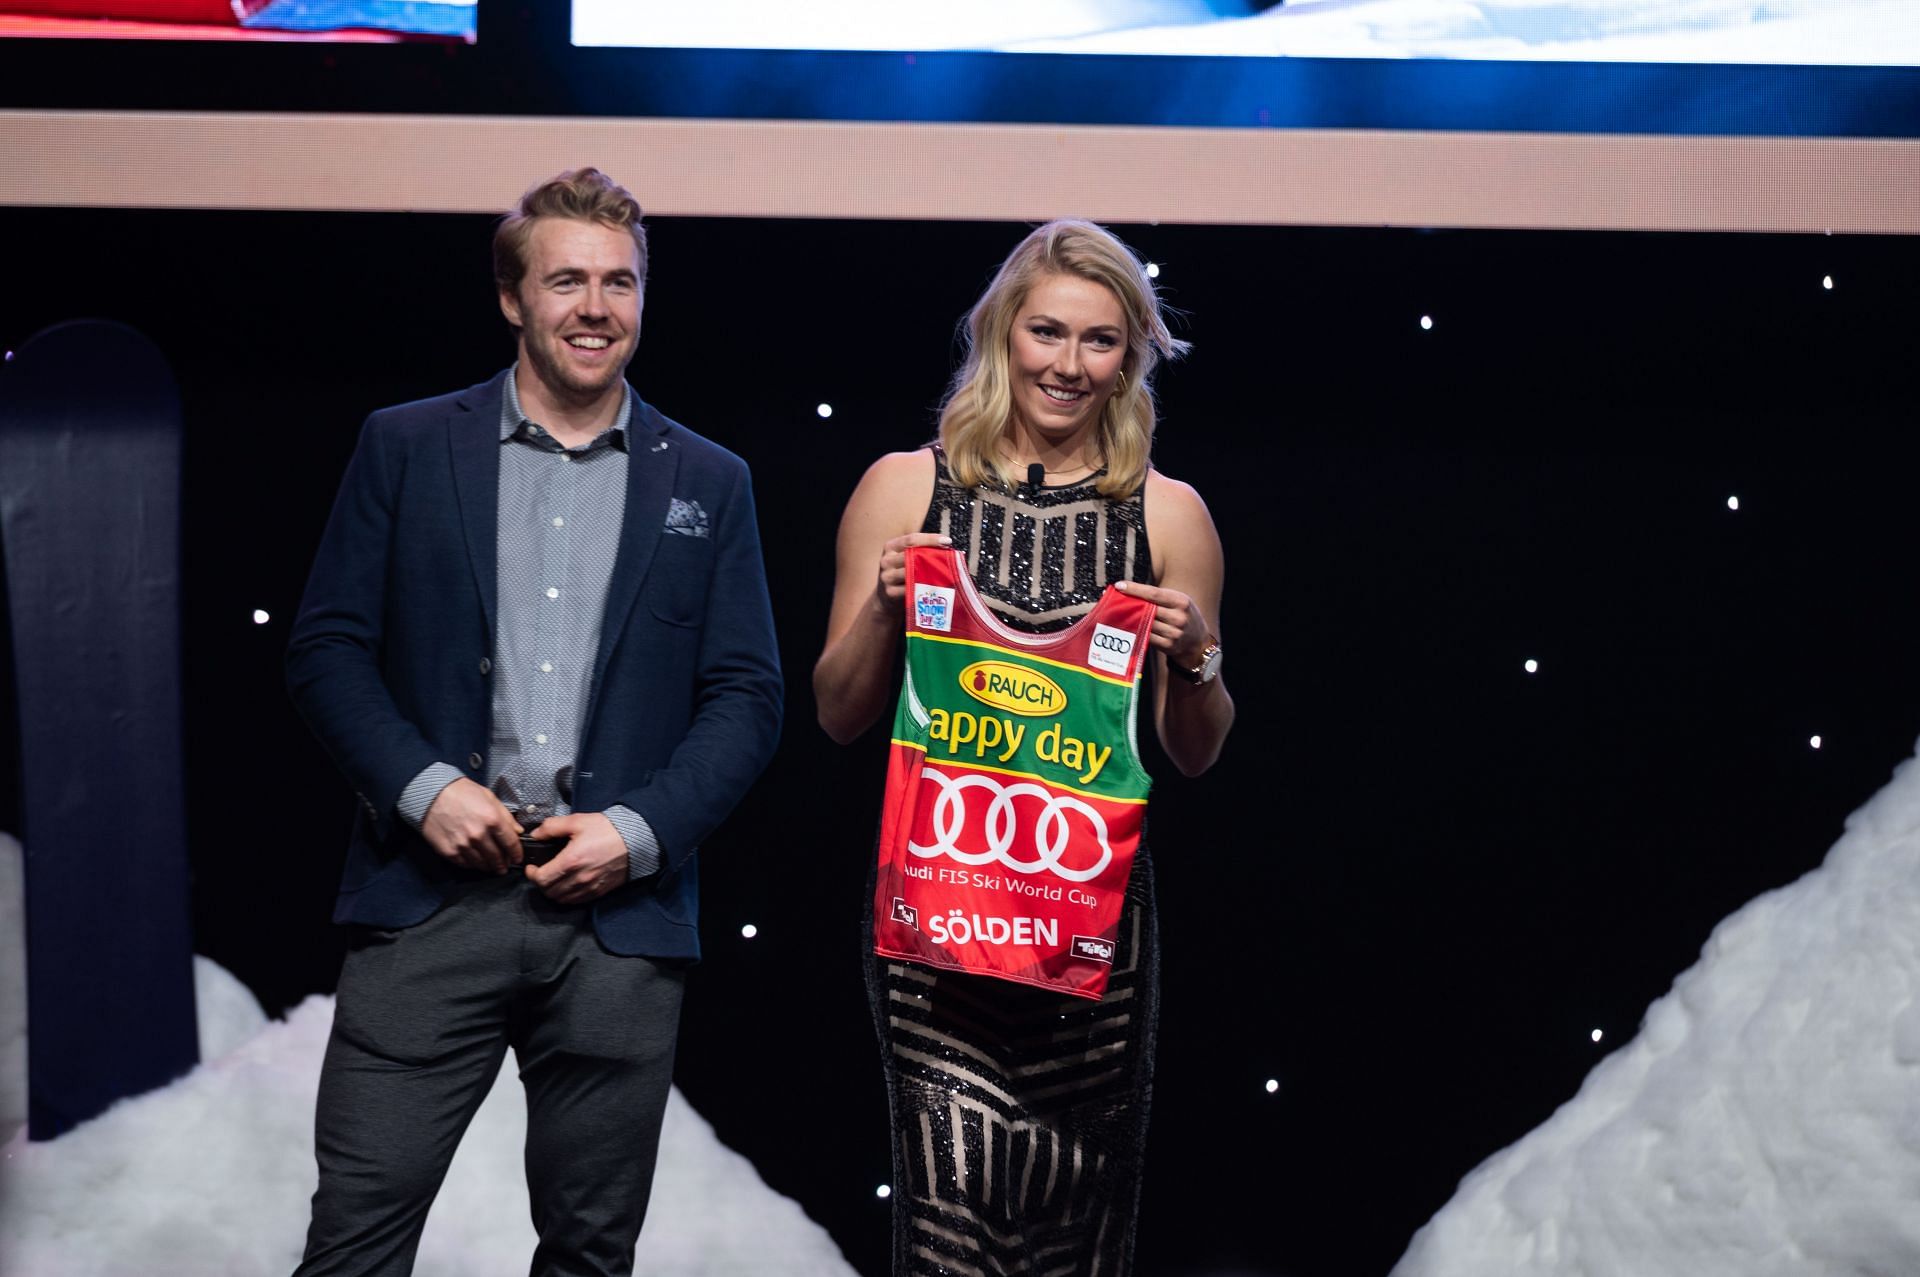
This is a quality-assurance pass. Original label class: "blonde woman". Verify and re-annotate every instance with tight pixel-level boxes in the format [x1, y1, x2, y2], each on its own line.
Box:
[815, 220, 1233, 1272]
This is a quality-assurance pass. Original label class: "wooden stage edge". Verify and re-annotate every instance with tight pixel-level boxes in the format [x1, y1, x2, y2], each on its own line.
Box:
[4, 110, 1918, 233]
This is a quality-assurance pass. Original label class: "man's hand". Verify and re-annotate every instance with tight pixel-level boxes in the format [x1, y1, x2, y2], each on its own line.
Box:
[524, 812, 630, 904]
[420, 777, 523, 875]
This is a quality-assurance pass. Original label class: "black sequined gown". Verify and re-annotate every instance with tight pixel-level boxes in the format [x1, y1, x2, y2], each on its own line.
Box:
[864, 446, 1160, 1276]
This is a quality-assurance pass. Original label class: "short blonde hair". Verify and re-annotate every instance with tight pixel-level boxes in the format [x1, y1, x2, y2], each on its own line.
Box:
[939, 219, 1187, 500]
[493, 167, 648, 297]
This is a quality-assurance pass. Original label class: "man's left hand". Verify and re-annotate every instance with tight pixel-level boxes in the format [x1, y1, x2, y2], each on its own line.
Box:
[524, 812, 631, 904]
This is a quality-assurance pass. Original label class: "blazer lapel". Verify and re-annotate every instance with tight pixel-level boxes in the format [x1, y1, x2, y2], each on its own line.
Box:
[448, 373, 507, 639]
[591, 398, 680, 693]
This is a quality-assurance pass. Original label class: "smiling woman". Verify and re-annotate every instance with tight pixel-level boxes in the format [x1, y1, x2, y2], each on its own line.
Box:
[813, 219, 1234, 1274]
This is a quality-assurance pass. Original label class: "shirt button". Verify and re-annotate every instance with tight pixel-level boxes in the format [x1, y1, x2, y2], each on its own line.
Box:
[552, 517, 565, 528]
[545, 587, 559, 600]
[467, 752, 483, 769]
[540, 662, 553, 673]
[478, 658, 491, 675]
[535, 734, 549, 745]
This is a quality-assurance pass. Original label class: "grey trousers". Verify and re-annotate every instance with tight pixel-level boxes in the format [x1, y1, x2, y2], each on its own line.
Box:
[294, 874, 685, 1277]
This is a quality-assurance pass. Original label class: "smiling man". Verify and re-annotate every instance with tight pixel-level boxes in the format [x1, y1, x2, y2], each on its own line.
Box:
[285, 168, 782, 1276]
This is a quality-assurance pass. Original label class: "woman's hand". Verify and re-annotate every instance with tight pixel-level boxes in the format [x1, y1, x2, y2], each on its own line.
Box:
[815, 449, 940, 744]
[1115, 580, 1213, 671]
[1137, 471, 1233, 776]
[875, 532, 954, 610]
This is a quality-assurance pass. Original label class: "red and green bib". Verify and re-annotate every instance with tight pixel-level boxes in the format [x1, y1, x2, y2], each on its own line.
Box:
[872, 546, 1156, 1000]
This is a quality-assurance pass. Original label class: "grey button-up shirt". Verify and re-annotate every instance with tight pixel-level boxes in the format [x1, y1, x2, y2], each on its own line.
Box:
[396, 368, 661, 881]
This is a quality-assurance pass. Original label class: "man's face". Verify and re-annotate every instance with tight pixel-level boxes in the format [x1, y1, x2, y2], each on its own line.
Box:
[499, 217, 644, 405]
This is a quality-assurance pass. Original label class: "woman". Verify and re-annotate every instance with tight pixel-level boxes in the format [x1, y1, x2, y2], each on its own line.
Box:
[815, 219, 1233, 1274]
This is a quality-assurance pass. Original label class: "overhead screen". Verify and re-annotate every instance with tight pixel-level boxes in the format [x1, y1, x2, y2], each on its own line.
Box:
[3, 1, 1918, 230]
[573, 0, 1912, 66]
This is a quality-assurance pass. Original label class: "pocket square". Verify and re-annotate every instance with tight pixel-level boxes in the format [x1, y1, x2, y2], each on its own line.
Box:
[665, 498, 710, 538]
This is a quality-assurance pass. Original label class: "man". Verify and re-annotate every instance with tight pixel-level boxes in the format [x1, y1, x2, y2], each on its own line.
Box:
[285, 168, 782, 1275]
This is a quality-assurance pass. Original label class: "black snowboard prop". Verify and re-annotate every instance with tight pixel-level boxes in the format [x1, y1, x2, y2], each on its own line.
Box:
[0, 321, 198, 1140]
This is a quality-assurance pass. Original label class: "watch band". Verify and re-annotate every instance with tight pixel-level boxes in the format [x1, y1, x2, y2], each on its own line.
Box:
[1175, 637, 1222, 685]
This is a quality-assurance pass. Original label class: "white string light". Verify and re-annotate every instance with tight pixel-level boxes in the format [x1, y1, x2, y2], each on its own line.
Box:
[1145, 262, 1161, 279]
[1264, 1078, 1280, 1094]
[1823, 275, 1834, 290]
[1419, 315, 1434, 331]
[740, 923, 758, 939]
[252, 610, 270, 625]
[1524, 659, 1539, 674]
[1591, 1029, 1604, 1043]
[1727, 496, 1740, 511]
[1810, 736, 1823, 750]
[876, 1184, 892, 1199]
[815, 403, 833, 419]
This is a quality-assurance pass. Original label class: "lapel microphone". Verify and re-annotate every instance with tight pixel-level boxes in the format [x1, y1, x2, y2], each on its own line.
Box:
[1026, 463, 1045, 495]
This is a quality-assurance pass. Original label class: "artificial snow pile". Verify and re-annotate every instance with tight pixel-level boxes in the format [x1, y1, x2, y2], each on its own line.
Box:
[1393, 745, 1920, 1277]
[0, 834, 856, 1276]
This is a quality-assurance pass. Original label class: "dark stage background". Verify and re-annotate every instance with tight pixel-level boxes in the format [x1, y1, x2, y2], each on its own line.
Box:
[3, 207, 1919, 1275]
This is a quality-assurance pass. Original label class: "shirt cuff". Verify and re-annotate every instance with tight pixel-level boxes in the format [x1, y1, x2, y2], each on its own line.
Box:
[396, 763, 466, 831]
[604, 804, 663, 882]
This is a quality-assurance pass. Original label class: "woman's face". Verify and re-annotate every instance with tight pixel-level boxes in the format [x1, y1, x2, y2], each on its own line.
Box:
[1006, 273, 1128, 446]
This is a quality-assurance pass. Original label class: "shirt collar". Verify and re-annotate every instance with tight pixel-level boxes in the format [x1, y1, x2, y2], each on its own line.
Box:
[500, 366, 632, 453]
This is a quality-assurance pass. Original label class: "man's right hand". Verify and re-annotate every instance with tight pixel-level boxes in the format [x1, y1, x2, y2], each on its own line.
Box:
[420, 777, 523, 874]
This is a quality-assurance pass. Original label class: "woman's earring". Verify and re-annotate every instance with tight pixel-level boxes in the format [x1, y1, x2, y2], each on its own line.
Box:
[1114, 369, 1129, 396]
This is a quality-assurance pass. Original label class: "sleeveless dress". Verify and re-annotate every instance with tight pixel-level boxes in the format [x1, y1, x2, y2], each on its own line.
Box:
[864, 445, 1160, 1276]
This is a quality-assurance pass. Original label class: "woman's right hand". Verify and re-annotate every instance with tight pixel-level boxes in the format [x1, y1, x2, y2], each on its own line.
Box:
[816, 448, 940, 744]
[874, 532, 954, 610]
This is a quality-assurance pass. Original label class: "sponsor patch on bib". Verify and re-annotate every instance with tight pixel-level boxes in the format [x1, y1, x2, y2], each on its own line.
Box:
[914, 584, 955, 632]
[1087, 622, 1135, 675]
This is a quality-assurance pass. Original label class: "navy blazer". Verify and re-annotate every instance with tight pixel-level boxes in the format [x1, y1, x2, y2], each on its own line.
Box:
[286, 371, 783, 960]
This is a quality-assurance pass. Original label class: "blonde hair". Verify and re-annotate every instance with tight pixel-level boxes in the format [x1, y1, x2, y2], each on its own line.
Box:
[939, 219, 1188, 500]
[493, 167, 648, 297]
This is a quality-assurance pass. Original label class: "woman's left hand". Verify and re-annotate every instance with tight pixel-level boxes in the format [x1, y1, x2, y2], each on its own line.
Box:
[1115, 580, 1213, 671]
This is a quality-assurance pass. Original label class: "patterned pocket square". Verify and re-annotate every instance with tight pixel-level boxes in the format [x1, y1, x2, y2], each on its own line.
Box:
[665, 497, 710, 538]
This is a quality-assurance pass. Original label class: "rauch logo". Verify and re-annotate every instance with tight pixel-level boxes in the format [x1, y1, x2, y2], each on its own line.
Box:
[958, 661, 1067, 718]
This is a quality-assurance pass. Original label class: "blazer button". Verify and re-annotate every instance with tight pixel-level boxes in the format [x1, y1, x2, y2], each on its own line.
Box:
[468, 752, 484, 769]
[478, 657, 491, 675]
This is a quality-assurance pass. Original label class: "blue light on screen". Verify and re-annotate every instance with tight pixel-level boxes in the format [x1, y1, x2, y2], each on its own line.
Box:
[568, 1, 1920, 138]
[574, 1, 1916, 65]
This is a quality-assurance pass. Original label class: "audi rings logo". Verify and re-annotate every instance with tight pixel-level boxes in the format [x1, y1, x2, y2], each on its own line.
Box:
[1087, 623, 1136, 676]
[907, 767, 1113, 881]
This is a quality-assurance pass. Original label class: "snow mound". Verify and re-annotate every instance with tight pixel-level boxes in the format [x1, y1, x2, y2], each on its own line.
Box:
[0, 833, 266, 1137]
[1394, 744, 1920, 1277]
[0, 832, 855, 1275]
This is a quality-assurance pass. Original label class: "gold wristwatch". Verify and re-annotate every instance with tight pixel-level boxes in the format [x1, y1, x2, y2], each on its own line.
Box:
[1174, 636, 1223, 685]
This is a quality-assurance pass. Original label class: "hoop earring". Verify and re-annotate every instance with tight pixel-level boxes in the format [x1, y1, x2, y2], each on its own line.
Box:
[1114, 369, 1129, 396]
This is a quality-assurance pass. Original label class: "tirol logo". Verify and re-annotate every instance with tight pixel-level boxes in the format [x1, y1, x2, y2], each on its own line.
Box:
[1071, 934, 1116, 964]
[891, 897, 919, 931]
[958, 661, 1067, 718]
